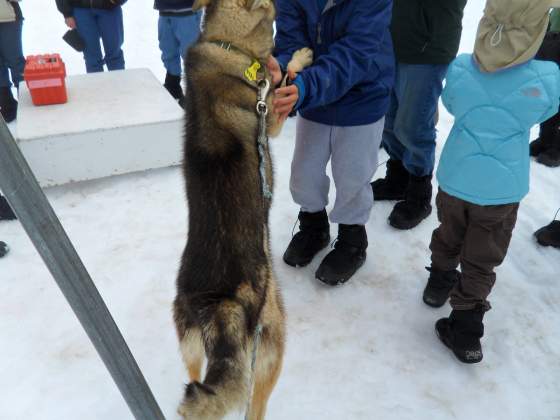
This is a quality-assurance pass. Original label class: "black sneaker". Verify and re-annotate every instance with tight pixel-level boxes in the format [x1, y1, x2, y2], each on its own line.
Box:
[0, 87, 18, 124]
[423, 267, 460, 308]
[0, 195, 16, 221]
[436, 308, 484, 364]
[283, 210, 330, 267]
[371, 158, 409, 201]
[535, 220, 560, 248]
[0, 241, 8, 258]
[315, 224, 367, 286]
[389, 175, 432, 230]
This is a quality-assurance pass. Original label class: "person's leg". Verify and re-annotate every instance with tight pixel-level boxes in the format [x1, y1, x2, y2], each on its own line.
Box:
[73, 8, 104, 73]
[0, 193, 16, 221]
[174, 13, 201, 66]
[98, 7, 125, 71]
[283, 116, 332, 268]
[159, 16, 183, 101]
[423, 189, 465, 307]
[437, 201, 519, 364]
[0, 22, 22, 123]
[315, 118, 384, 286]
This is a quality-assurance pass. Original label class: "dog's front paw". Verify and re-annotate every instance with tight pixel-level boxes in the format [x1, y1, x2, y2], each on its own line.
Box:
[287, 48, 314, 74]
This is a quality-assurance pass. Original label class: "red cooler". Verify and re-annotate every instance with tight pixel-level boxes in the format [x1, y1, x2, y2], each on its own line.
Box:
[23, 54, 68, 106]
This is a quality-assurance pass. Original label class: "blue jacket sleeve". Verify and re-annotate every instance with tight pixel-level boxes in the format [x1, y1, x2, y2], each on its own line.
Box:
[298, 0, 392, 111]
[274, 0, 311, 70]
[441, 58, 464, 117]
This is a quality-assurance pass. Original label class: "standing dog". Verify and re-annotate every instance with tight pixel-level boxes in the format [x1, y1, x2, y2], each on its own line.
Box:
[173, 0, 312, 419]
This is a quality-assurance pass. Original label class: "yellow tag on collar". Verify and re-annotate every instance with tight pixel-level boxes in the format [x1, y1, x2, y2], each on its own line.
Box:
[244, 60, 261, 82]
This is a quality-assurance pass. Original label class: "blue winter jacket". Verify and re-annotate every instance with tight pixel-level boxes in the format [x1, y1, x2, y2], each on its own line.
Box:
[437, 54, 560, 206]
[154, 0, 193, 12]
[274, 0, 395, 126]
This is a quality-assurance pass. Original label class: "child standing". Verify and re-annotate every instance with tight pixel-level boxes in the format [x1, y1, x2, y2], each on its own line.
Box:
[0, 0, 24, 123]
[56, 0, 127, 73]
[154, 0, 200, 107]
[270, 0, 394, 285]
[422, 0, 560, 363]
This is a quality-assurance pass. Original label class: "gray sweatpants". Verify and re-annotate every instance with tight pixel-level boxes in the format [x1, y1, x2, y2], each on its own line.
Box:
[290, 116, 384, 226]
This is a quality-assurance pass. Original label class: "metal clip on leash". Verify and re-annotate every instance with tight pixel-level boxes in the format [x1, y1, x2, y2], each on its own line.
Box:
[256, 79, 272, 201]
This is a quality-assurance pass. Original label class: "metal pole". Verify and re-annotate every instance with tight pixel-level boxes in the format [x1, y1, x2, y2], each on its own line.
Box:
[0, 117, 165, 420]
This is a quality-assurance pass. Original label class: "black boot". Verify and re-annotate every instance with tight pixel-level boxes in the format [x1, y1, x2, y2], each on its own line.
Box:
[371, 158, 409, 201]
[163, 72, 185, 108]
[436, 308, 485, 364]
[283, 210, 330, 267]
[423, 266, 460, 308]
[0, 195, 16, 221]
[531, 111, 560, 158]
[315, 224, 367, 286]
[0, 241, 8, 258]
[389, 175, 432, 230]
[534, 220, 560, 248]
[0, 87, 18, 123]
[537, 145, 560, 167]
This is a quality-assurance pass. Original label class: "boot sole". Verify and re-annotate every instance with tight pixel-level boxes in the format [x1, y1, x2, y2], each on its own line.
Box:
[315, 257, 365, 286]
[534, 228, 560, 248]
[422, 295, 447, 308]
[435, 321, 483, 364]
[282, 240, 330, 268]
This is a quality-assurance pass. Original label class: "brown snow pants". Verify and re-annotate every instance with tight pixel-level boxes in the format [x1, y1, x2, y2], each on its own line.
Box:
[430, 189, 519, 311]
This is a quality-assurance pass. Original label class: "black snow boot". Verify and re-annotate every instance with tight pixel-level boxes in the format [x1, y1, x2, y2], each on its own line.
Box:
[423, 266, 460, 308]
[530, 111, 560, 158]
[436, 308, 485, 364]
[0, 241, 8, 258]
[0, 87, 18, 123]
[371, 158, 409, 201]
[315, 224, 367, 286]
[163, 72, 185, 108]
[537, 145, 560, 167]
[0, 194, 16, 221]
[283, 210, 330, 267]
[534, 220, 560, 248]
[389, 175, 432, 230]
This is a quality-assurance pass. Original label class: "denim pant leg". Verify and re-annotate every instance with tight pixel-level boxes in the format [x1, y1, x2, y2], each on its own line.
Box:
[97, 7, 125, 71]
[386, 63, 448, 177]
[158, 16, 181, 76]
[174, 13, 201, 64]
[74, 8, 104, 73]
[0, 20, 25, 88]
[382, 81, 406, 162]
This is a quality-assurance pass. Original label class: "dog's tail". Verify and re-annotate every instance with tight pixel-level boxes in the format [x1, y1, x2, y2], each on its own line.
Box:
[178, 299, 257, 420]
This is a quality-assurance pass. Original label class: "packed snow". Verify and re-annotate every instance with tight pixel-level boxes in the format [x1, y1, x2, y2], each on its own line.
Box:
[1, 1, 559, 419]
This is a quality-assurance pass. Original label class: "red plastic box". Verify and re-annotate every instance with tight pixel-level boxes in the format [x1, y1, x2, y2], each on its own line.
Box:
[23, 54, 68, 106]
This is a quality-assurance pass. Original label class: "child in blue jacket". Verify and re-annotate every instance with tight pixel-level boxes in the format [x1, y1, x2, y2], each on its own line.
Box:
[154, 0, 200, 107]
[269, 0, 394, 286]
[422, 0, 560, 363]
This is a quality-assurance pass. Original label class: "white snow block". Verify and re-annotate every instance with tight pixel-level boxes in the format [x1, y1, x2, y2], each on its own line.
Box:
[16, 68, 184, 187]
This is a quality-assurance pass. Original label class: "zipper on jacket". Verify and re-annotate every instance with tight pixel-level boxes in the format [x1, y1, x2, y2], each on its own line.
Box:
[317, 22, 322, 44]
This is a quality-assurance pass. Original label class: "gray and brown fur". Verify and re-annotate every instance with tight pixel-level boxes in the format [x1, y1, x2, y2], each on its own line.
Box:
[173, 0, 311, 418]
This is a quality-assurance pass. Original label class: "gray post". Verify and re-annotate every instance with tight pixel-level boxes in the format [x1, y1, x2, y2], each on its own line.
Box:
[0, 117, 165, 420]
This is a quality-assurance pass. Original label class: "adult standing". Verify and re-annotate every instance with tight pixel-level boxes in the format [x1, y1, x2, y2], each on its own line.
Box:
[0, 0, 24, 123]
[154, 0, 201, 107]
[270, 0, 394, 285]
[372, 0, 467, 230]
[55, 0, 127, 73]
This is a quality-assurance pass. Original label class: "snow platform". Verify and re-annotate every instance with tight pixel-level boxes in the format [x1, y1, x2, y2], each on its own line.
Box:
[16, 68, 184, 187]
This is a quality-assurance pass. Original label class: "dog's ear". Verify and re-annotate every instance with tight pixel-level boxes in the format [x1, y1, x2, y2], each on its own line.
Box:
[193, 0, 211, 11]
[246, 0, 271, 11]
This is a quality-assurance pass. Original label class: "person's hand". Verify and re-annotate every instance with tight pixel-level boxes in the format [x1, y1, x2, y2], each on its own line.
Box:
[266, 56, 283, 87]
[65, 17, 77, 29]
[273, 84, 299, 123]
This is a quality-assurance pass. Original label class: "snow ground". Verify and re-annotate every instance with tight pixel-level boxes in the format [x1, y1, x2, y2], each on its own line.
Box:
[1, 1, 560, 419]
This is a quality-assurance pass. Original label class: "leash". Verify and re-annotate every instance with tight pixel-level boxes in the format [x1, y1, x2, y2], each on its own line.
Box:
[255, 78, 273, 201]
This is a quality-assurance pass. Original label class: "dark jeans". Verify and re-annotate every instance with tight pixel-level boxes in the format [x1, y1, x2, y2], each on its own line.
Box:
[74, 7, 125, 73]
[382, 62, 448, 177]
[536, 31, 560, 139]
[430, 189, 519, 311]
[0, 19, 25, 88]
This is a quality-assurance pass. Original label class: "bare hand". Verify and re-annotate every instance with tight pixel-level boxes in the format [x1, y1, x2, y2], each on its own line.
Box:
[273, 84, 299, 123]
[266, 56, 283, 87]
[65, 17, 77, 29]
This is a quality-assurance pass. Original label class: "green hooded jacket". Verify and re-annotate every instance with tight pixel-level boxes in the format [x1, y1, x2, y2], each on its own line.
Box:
[391, 0, 468, 65]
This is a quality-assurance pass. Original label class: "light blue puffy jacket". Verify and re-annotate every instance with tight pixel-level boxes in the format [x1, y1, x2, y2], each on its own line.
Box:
[437, 54, 560, 206]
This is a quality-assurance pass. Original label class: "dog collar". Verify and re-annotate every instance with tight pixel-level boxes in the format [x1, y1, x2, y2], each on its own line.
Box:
[209, 40, 265, 83]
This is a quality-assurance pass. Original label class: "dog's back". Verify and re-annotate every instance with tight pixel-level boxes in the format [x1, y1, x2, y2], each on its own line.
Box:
[173, 1, 285, 419]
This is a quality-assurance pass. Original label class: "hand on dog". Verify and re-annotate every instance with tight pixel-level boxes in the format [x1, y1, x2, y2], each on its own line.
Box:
[273, 84, 299, 123]
[267, 56, 283, 87]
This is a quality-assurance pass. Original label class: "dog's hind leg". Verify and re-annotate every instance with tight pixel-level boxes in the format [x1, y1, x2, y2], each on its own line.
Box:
[178, 299, 253, 420]
[247, 279, 285, 420]
[179, 328, 205, 382]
